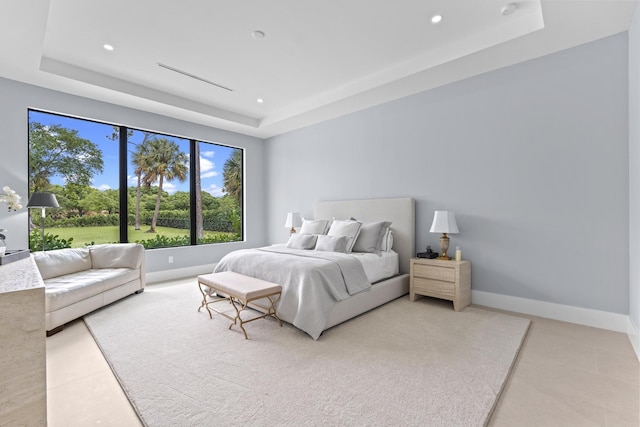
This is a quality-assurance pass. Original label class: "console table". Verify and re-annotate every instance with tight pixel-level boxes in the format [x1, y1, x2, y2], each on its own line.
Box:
[0, 255, 47, 426]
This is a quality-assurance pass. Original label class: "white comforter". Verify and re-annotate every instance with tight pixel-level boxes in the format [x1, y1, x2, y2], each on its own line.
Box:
[213, 247, 371, 339]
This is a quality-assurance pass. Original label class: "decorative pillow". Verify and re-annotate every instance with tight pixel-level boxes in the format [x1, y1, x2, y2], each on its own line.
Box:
[285, 233, 317, 250]
[314, 235, 348, 253]
[381, 229, 394, 252]
[299, 219, 330, 235]
[327, 219, 362, 253]
[352, 221, 392, 253]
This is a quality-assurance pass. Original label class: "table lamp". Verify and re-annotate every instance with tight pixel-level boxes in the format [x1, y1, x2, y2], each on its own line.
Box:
[284, 212, 302, 234]
[429, 210, 459, 260]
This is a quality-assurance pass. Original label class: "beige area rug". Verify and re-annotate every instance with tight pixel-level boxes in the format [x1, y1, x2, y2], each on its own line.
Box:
[84, 278, 530, 427]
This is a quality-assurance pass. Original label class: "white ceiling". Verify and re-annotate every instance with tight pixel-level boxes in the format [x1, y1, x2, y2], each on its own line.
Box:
[0, 0, 637, 138]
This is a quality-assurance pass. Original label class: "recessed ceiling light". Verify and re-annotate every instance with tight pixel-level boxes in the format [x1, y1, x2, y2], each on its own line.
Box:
[252, 30, 265, 39]
[103, 44, 114, 51]
[257, 98, 264, 103]
[431, 14, 442, 24]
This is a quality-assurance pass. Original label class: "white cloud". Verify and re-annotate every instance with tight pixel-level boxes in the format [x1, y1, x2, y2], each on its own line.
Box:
[204, 184, 225, 197]
[201, 171, 218, 178]
[162, 182, 178, 194]
[202, 150, 215, 158]
[94, 184, 111, 191]
[199, 157, 215, 173]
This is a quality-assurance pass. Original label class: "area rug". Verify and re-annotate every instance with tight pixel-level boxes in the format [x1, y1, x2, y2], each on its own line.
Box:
[84, 279, 530, 427]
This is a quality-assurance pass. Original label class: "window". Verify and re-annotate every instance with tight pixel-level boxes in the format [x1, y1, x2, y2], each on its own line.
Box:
[27, 110, 243, 250]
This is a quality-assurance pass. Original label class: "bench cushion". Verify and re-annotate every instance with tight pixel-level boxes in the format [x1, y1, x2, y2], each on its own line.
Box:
[198, 271, 282, 302]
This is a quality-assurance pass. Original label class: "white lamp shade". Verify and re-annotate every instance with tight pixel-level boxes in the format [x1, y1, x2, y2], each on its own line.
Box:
[429, 211, 459, 234]
[284, 212, 302, 228]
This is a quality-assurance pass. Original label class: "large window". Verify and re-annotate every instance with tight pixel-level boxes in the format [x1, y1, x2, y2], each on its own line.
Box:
[27, 110, 243, 251]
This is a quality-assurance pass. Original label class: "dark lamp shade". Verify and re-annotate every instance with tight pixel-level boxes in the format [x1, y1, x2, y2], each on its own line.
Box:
[27, 192, 60, 209]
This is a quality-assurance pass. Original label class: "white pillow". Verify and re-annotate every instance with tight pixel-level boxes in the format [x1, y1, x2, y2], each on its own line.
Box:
[352, 221, 392, 253]
[327, 219, 362, 253]
[314, 235, 348, 253]
[381, 229, 394, 252]
[299, 219, 330, 235]
[286, 233, 317, 250]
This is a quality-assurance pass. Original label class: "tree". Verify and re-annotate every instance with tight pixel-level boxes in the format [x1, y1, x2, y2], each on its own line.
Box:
[29, 122, 104, 192]
[222, 149, 242, 208]
[130, 136, 153, 230]
[142, 138, 188, 233]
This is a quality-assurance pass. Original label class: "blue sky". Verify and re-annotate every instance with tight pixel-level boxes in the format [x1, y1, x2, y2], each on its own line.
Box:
[29, 110, 237, 197]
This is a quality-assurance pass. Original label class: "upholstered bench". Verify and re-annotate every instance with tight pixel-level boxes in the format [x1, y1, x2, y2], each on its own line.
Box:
[197, 271, 282, 339]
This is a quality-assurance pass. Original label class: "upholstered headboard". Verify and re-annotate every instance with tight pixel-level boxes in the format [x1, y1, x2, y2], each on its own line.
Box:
[315, 197, 415, 274]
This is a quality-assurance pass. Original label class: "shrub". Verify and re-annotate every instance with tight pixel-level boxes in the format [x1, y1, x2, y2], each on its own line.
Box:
[29, 230, 73, 251]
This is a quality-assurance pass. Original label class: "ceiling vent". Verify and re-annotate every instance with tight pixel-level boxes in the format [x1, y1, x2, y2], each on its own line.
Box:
[157, 62, 233, 92]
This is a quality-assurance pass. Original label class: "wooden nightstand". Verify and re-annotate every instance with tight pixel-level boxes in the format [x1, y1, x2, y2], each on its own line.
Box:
[410, 258, 471, 311]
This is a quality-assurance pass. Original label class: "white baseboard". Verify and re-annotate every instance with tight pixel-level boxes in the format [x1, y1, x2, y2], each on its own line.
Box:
[145, 263, 216, 284]
[472, 290, 630, 334]
[629, 317, 640, 362]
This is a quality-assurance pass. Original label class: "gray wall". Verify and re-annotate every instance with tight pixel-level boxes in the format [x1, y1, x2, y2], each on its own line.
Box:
[629, 8, 640, 332]
[0, 77, 266, 274]
[265, 33, 630, 314]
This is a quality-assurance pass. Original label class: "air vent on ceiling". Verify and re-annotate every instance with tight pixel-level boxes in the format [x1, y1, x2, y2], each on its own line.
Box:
[157, 62, 233, 92]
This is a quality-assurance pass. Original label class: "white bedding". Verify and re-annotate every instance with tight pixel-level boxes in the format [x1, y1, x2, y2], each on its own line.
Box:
[213, 247, 373, 339]
[350, 250, 399, 283]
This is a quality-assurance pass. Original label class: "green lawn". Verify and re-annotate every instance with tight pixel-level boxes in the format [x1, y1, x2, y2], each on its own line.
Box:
[48, 225, 231, 248]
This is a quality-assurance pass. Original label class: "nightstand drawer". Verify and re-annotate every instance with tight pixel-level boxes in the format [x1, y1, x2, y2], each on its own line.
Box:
[413, 264, 455, 282]
[412, 277, 455, 298]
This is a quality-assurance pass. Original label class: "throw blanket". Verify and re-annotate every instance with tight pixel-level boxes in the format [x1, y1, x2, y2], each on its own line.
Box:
[213, 247, 371, 339]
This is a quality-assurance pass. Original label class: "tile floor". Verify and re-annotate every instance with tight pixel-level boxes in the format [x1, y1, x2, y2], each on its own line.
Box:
[46, 284, 639, 427]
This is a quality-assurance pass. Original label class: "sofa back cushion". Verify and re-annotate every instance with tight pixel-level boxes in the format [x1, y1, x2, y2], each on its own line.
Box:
[33, 248, 92, 280]
[89, 243, 144, 269]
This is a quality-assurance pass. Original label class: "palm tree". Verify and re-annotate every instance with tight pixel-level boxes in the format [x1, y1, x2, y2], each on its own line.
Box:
[222, 149, 242, 207]
[142, 138, 188, 233]
[130, 136, 152, 230]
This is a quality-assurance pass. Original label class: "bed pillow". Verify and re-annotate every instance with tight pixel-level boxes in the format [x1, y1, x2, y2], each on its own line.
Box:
[352, 221, 392, 253]
[381, 229, 394, 251]
[327, 219, 362, 253]
[314, 235, 348, 253]
[285, 233, 317, 250]
[299, 219, 330, 235]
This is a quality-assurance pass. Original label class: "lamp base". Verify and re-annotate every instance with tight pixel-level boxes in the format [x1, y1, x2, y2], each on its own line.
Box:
[438, 233, 450, 260]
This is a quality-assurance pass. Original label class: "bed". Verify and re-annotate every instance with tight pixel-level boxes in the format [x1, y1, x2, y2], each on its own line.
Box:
[213, 197, 415, 339]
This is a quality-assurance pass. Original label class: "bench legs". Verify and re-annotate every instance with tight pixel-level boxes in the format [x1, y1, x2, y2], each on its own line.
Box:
[197, 281, 282, 339]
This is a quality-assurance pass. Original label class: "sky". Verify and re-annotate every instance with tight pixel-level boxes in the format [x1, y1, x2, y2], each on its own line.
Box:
[29, 110, 238, 197]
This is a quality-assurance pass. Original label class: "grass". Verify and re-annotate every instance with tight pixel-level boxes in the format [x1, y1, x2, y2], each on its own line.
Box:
[48, 225, 232, 248]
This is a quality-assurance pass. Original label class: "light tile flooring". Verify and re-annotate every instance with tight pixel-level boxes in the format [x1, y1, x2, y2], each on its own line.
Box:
[47, 286, 639, 427]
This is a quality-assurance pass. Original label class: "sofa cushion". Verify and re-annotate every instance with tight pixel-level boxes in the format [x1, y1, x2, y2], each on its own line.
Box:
[90, 243, 144, 269]
[99, 268, 141, 291]
[34, 248, 91, 280]
[44, 268, 141, 311]
[44, 271, 105, 311]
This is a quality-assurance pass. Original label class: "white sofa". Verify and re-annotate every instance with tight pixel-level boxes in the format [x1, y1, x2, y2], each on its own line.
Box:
[33, 243, 145, 335]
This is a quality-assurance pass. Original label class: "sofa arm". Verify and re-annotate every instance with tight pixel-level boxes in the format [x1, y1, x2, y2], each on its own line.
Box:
[89, 243, 145, 270]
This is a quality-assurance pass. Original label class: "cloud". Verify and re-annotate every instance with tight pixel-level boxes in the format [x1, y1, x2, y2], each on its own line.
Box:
[94, 184, 111, 191]
[201, 150, 215, 158]
[201, 171, 218, 178]
[204, 184, 225, 197]
[199, 157, 215, 173]
[162, 182, 178, 194]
